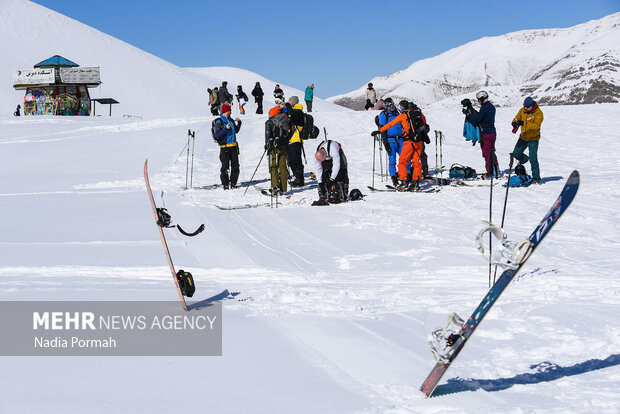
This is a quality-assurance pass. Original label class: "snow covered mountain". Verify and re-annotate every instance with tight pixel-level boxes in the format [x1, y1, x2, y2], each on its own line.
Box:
[329, 13, 620, 109]
[0, 0, 342, 117]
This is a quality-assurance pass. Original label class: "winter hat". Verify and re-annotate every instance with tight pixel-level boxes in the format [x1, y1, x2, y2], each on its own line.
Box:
[221, 104, 231, 114]
[288, 96, 299, 105]
[523, 97, 534, 107]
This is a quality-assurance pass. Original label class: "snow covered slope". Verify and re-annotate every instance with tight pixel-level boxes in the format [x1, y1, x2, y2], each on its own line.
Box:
[0, 0, 342, 117]
[330, 13, 620, 109]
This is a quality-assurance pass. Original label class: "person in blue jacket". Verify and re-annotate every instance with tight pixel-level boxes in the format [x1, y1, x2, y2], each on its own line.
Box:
[461, 98, 480, 145]
[304, 84, 314, 113]
[213, 104, 242, 189]
[377, 98, 407, 186]
[465, 91, 499, 178]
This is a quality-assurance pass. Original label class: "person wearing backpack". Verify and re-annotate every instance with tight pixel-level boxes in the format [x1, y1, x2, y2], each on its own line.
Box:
[377, 98, 406, 186]
[373, 103, 429, 190]
[208, 88, 219, 116]
[236, 85, 249, 115]
[405, 102, 430, 178]
[212, 104, 242, 189]
[313, 140, 349, 204]
[265, 109, 292, 195]
[465, 91, 499, 178]
[511, 96, 544, 184]
[365, 83, 377, 110]
[305, 84, 314, 113]
[218, 81, 233, 113]
[252, 82, 264, 114]
[284, 96, 306, 187]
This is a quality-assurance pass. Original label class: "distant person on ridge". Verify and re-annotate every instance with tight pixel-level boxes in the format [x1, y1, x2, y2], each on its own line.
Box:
[273, 84, 284, 102]
[208, 88, 219, 115]
[511, 96, 544, 184]
[252, 82, 264, 114]
[236, 85, 248, 115]
[365, 83, 377, 110]
[305, 84, 314, 113]
[218, 81, 233, 113]
[465, 90, 499, 178]
[212, 104, 242, 189]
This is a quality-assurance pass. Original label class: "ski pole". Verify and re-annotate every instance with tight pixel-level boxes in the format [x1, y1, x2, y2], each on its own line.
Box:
[488, 147, 497, 287]
[378, 138, 383, 182]
[372, 135, 376, 188]
[190, 130, 196, 189]
[439, 131, 444, 184]
[243, 147, 268, 196]
[493, 153, 515, 284]
[184, 130, 191, 190]
[435, 130, 439, 186]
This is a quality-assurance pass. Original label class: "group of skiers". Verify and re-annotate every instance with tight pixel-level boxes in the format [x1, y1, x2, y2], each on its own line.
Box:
[462, 91, 544, 184]
[211, 81, 544, 201]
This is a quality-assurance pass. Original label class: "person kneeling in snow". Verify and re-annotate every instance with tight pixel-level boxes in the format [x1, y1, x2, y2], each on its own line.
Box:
[313, 140, 349, 205]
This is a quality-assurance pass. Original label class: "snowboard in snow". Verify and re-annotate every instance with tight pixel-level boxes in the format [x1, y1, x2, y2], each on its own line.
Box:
[144, 159, 189, 311]
[420, 170, 580, 397]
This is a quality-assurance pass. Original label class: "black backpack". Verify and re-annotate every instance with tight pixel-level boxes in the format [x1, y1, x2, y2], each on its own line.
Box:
[176, 269, 196, 297]
[407, 110, 431, 143]
[266, 113, 292, 149]
[300, 113, 320, 140]
[211, 118, 227, 145]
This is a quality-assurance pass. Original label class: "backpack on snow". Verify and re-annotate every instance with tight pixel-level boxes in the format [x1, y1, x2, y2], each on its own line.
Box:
[300, 113, 320, 140]
[265, 113, 292, 149]
[176, 269, 196, 297]
[508, 174, 533, 187]
[449, 163, 477, 179]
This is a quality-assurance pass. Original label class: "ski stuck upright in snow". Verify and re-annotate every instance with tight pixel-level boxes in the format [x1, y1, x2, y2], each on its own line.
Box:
[144, 159, 203, 311]
[420, 170, 580, 397]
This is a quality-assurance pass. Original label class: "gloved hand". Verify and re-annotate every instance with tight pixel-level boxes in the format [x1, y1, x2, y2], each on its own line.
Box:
[516, 120, 524, 126]
[384, 143, 392, 155]
[511, 121, 518, 129]
[371, 130, 380, 137]
[462, 107, 469, 115]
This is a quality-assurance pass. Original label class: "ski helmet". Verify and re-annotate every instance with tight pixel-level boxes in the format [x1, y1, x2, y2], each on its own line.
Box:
[476, 90, 489, 101]
[349, 189, 363, 201]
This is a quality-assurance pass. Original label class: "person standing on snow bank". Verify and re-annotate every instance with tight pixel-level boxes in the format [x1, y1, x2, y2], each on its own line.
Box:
[465, 90, 499, 178]
[305, 84, 314, 113]
[252, 82, 264, 114]
[284, 96, 306, 187]
[511, 96, 544, 184]
[218, 81, 234, 113]
[365, 83, 377, 110]
[208, 88, 219, 116]
[236, 85, 249, 115]
[273, 84, 284, 102]
[213, 104, 242, 189]
[14, 104, 21, 116]
[313, 140, 349, 204]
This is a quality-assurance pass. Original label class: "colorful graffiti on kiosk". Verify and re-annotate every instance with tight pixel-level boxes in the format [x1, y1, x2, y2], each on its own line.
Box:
[23, 87, 90, 116]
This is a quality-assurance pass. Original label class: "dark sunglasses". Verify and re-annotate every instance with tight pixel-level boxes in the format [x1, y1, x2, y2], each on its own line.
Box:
[386, 102, 395, 107]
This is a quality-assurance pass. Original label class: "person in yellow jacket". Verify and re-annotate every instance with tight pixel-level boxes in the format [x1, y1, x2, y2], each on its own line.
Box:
[284, 96, 306, 187]
[511, 96, 544, 183]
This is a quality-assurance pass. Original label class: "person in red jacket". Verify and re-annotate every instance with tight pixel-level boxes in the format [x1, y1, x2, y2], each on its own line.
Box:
[372, 102, 428, 189]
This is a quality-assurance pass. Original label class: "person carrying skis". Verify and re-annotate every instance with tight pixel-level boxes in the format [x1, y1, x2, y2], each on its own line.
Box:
[236, 85, 249, 115]
[212, 104, 242, 189]
[373, 102, 429, 190]
[218, 81, 233, 113]
[313, 140, 349, 204]
[365, 83, 377, 110]
[265, 106, 292, 195]
[284, 96, 306, 187]
[208, 88, 219, 116]
[305, 84, 314, 113]
[511, 96, 544, 184]
[465, 91, 498, 178]
[252, 82, 264, 114]
[273, 84, 284, 101]
[377, 98, 406, 186]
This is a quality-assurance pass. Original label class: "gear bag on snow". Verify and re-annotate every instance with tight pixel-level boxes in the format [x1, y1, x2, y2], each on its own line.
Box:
[176, 269, 196, 297]
[265, 113, 292, 149]
[449, 163, 477, 179]
[507, 174, 533, 188]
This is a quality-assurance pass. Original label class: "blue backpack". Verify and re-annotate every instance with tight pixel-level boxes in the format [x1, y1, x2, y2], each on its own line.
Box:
[508, 174, 533, 187]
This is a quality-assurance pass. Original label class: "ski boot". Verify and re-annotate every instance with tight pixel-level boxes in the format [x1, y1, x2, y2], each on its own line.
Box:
[391, 175, 399, 187]
[396, 180, 411, 191]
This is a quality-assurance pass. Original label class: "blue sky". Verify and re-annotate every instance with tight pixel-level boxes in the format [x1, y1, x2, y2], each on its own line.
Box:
[32, 0, 619, 98]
